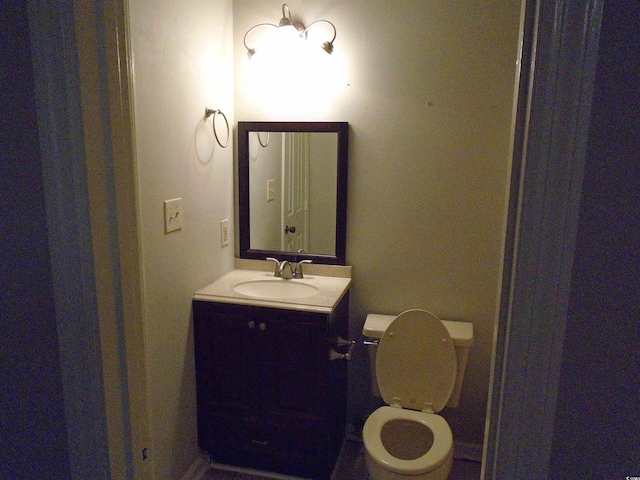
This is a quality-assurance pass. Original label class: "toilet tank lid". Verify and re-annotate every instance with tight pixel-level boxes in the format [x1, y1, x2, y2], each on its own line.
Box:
[364, 313, 474, 346]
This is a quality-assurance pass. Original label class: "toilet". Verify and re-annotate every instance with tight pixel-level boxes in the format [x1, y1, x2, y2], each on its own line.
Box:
[362, 310, 474, 480]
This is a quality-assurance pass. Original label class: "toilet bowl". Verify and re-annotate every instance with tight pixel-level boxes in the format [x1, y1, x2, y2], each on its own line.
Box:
[364, 406, 453, 479]
[362, 309, 473, 480]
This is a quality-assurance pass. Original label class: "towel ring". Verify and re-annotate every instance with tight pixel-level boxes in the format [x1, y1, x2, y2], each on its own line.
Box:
[257, 132, 270, 148]
[204, 107, 229, 148]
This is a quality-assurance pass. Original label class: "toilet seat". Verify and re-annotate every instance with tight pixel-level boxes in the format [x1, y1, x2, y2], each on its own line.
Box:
[376, 309, 457, 413]
[363, 406, 453, 475]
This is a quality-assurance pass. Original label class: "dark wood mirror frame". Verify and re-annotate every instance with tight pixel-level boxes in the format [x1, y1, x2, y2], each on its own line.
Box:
[238, 121, 349, 265]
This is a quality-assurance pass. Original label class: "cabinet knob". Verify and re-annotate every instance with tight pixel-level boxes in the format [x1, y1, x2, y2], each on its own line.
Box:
[259, 322, 267, 331]
[248, 321, 255, 329]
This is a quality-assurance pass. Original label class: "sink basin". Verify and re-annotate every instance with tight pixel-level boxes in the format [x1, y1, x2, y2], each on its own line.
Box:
[233, 279, 320, 300]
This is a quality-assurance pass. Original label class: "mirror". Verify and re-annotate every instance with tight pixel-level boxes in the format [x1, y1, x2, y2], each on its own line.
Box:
[238, 122, 348, 265]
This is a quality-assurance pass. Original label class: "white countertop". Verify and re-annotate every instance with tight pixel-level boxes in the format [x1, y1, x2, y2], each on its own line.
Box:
[193, 268, 352, 314]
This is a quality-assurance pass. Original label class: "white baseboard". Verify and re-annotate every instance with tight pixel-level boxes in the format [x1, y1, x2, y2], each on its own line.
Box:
[179, 455, 211, 480]
[182, 455, 309, 480]
[209, 462, 308, 479]
[453, 441, 483, 463]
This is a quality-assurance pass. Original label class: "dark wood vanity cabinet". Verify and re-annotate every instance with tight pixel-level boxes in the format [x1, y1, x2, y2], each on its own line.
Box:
[193, 293, 349, 480]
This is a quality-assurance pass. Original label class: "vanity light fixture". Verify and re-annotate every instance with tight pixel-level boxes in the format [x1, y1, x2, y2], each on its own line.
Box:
[243, 4, 337, 59]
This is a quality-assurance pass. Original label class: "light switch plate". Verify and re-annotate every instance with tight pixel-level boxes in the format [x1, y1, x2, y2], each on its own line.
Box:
[164, 198, 182, 233]
[267, 179, 275, 202]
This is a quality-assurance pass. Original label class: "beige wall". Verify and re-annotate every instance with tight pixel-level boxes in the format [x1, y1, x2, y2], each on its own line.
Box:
[128, 0, 235, 477]
[249, 133, 283, 250]
[308, 133, 338, 254]
[234, 0, 521, 445]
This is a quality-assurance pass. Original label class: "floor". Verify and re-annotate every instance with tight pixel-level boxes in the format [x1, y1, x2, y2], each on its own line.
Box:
[201, 437, 481, 480]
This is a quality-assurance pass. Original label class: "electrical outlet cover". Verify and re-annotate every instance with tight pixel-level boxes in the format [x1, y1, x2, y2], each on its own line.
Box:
[220, 219, 229, 246]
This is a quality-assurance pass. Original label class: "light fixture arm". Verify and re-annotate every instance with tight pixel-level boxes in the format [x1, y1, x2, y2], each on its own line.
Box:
[300, 20, 337, 44]
[300, 20, 337, 54]
[279, 4, 293, 27]
[243, 23, 278, 58]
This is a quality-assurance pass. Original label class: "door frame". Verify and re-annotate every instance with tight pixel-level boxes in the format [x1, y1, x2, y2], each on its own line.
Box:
[483, 1, 603, 478]
[28, 0, 150, 477]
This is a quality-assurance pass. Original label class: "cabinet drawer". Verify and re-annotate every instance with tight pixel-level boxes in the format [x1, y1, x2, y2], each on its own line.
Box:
[202, 415, 327, 476]
[205, 414, 324, 456]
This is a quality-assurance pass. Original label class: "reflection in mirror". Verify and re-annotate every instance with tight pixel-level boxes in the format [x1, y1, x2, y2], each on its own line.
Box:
[238, 122, 348, 265]
[248, 130, 338, 255]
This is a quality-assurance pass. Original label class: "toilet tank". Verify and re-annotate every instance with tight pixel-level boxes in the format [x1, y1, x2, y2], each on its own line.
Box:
[363, 313, 474, 408]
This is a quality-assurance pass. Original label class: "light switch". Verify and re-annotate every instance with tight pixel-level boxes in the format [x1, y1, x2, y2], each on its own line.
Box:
[164, 198, 182, 233]
[267, 179, 275, 202]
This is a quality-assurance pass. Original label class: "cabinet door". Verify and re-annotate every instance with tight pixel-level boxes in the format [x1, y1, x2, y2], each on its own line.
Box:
[258, 311, 326, 421]
[194, 305, 259, 417]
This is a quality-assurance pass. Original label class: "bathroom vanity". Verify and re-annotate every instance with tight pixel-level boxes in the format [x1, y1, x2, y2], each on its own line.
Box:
[193, 263, 351, 479]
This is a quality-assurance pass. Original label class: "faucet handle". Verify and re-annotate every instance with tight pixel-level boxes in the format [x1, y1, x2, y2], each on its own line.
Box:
[293, 259, 312, 278]
[266, 257, 281, 276]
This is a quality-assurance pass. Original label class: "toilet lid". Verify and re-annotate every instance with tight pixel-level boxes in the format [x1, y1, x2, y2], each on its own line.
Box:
[376, 309, 457, 413]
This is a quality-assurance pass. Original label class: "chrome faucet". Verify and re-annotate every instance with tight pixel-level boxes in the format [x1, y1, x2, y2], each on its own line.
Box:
[267, 257, 294, 279]
[267, 257, 312, 279]
[292, 259, 312, 279]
